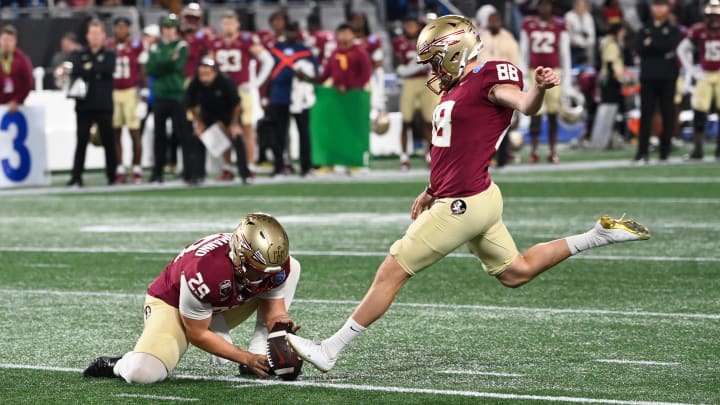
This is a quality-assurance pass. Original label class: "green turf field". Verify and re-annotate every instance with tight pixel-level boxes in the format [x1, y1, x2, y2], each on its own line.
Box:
[0, 160, 718, 404]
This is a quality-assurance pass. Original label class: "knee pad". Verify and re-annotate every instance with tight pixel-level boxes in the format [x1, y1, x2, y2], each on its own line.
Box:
[694, 110, 708, 133]
[116, 352, 168, 384]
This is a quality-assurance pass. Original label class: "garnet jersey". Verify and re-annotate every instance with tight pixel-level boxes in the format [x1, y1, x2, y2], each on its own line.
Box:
[687, 23, 720, 72]
[522, 16, 566, 69]
[305, 30, 336, 65]
[257, 29, 277, 49]
[358, 35, 383, 63]
[184, 29, 212, 78]
[147, 233, 292, 312]
[429, 61, 522, 198]
[210, 33, 259, 85]
[392, 35, 426, 78]
[107, 38, 143, 90]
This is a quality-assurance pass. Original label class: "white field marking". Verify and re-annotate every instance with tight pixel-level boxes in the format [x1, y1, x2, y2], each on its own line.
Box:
[113, 394, 199, 402]
[237, 379, 696, 405]
[440, 370, 524, 377]
[26, 263, 69, 268]
[0, 363, 695, 405]
[595, 359, 681, 367]
[1, 245, 720, 263]
[1, 288, 718, 320]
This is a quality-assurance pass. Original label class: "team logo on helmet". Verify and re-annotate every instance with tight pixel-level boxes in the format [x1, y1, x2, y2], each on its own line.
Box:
[451, 199, 467, 215]
[144, 305, 152, 320]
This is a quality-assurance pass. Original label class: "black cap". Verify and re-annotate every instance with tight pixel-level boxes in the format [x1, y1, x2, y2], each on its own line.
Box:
[652, 0, 669, 4]
[113, 16, 131, 26]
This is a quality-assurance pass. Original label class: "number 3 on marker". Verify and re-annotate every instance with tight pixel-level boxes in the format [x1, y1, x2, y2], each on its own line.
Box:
[1, 111, 31, 182]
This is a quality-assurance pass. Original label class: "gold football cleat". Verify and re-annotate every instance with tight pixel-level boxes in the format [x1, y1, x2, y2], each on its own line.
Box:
[598, 215, 651, 240]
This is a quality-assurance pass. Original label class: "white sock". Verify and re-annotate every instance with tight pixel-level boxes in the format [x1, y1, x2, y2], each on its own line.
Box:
[323, 318, 366, 359]
[565, 229, 608, 255]
[132, 165, 142, 174]
[116, 165, 125, 175]
[400, 153, 409, 162]
[222, 163, 234, 172]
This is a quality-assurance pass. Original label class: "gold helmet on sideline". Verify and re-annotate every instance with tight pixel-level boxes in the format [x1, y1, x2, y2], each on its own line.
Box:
[372, 112, 390, 135]
[559, 91, 585, 124]
[415, 15, 483, 94]
[229, 213, 289, 280]
[706, 0, 720, 15]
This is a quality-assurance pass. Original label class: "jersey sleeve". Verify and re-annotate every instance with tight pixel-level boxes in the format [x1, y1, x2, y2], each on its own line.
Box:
[482, 61, 524, 92]
[179, 273, 213, 320]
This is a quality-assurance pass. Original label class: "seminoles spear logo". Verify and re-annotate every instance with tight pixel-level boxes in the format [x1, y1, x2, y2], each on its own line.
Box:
[417, 30, 465, 57]
[240, 233, 268, 266]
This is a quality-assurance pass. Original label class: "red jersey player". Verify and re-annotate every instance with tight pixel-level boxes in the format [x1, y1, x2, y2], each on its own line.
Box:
[316, 23, 372, 91]
[520, 0, 572, 163]
[678, 0, 720, 160]
[107, 17, 144, 184]
[305, 13, 336, 67]
[393, 16, 436, 170]
[209, 11, 274, 180]
[286, 15, 651, 373]
[181, 3, 212, 79]
[83, 213, 302, 383]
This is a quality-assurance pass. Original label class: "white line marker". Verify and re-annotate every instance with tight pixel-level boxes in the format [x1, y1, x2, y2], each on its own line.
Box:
[1, 246, 719, 263]
[113, 394, 199, 402]
[595, 359, 681, 367]
[0, 363, 694, 405]
[1, 288, 718, 320]
[440, 370, 524, 377]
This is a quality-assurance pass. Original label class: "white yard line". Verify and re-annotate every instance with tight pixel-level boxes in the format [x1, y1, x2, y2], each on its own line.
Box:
[1, 246, 720, 263]
[0, 288, 717, 320]
[0, 363, 695, 405]
[595, 359, 681, 367]
[113, 394, 199, 402]
[440, 370, 524, 377]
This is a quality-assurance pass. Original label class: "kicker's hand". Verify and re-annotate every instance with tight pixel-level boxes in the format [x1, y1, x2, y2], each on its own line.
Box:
[411, 189, 435, 220]
[534, 66, 560, 90]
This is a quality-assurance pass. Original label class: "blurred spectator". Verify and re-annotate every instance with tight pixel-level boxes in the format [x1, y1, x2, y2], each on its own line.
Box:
[305, 14, 335, 67]
[67, 19, 116, 187]
[0, 25, 33, 114]
[209, 10, 273, 181]
[107, 16, 144, 185]
[267, 21, 317, 177]
[137, 24, 159, 146]
[565, 0, 596, 65]
[146, 14, 192, 184]
[350, 11, 386, 115]
[635, 0, 681, 163]
[50, 32, 81, 75]
[599, 23, 626, 138]
[393, 16, 435, 171]
[258, 9, 289, 48]
[603, 0, 623, 25]
[316, 23, 372, 91]
[477, 7, 521, 168]
[186, 58, 250, 184]
[520, 0, 572, 163]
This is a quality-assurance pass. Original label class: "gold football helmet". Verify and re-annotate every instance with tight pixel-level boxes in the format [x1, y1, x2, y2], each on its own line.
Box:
[372, 112, 390, 135]
[229, 213, 289, 279]
[416, 15, 483, 94]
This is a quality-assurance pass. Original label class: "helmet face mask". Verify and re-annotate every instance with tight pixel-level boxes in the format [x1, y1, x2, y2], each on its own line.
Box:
[416, 15, 482, 94]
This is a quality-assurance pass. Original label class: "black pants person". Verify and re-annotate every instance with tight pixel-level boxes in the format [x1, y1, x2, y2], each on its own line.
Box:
[152, 100, 197, 182]
[70, 111, 116, 184]
[636, 79, 676, 161]
[267, 104, 312, 176]
[293, 109, 312, 175]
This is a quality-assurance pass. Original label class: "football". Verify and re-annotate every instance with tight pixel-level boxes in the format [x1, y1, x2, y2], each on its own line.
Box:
[266, 322, 303, 381]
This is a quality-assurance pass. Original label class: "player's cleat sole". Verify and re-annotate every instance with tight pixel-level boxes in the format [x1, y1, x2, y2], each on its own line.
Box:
[286, 334, 335, 373]
[596, 215, 651, 241]
[83, 356, 121, 378]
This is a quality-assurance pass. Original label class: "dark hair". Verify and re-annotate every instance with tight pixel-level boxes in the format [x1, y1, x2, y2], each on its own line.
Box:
[113, 16, 131, 26]
[351, 11, 370, 37]
[336, 22, 353, 32]
[307, 14, 321, 27]
[286, 21, 300, 32]
[1, 24, 17, 36]
[269, 9, 289, 26]
[62, 32, 78, 42]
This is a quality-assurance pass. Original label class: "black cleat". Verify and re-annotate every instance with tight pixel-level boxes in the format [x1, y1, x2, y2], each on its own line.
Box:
[83, 356, 121, 378]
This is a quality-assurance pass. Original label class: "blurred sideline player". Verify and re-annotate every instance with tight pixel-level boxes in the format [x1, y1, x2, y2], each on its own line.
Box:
[108, 17, 144, 184]
[305, 14, 336, 67]
[210, 11, 273, 181]
[286, 15, 651, 373]
[678, 0, 720, 160]
[350, 12, 387, 129]
[520, 0, 572, 163]
[83, 213, 301, 382]
[393, 16, 437, 170]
